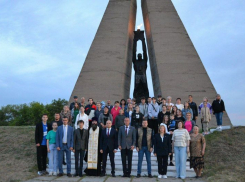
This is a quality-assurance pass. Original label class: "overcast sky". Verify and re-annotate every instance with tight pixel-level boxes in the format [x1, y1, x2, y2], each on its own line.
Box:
[0, 0, 244, 125]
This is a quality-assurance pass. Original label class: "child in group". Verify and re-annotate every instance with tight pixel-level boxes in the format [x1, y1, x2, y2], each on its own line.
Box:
[46, 121, 58, 175]
[168, 114, 176, 166]
[201, 101, 211, 135]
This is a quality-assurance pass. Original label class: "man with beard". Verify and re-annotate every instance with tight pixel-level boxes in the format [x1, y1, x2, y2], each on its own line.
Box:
[84, 117, 102, 176]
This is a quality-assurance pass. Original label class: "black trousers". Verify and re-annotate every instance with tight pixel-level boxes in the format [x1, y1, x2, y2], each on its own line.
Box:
[121, 148, 133, 175]
[157, 155, 168, 175]
[36, 145, 47, 171]
[169, 134, 173, 162]
[148, 119, 158, 135]
[75, 149, 85, 175]
[102, 146, 115, 174]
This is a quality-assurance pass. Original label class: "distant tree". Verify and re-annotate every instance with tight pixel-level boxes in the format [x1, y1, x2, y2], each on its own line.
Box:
[45, 98, 68, 120]
[0, 98, 68, 126]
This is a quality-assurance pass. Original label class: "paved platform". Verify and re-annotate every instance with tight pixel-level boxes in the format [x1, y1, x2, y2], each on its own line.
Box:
[25, 176, 206, 182]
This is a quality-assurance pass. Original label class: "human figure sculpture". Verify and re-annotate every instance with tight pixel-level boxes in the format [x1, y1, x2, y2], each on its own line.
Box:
[133, 30, 149, 103]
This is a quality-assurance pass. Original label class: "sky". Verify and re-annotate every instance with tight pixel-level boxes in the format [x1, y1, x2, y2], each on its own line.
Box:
[0, 0, 244, 125]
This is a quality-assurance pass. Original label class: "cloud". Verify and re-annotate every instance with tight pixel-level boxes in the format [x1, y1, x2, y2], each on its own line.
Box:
[0, 0, 244, 126]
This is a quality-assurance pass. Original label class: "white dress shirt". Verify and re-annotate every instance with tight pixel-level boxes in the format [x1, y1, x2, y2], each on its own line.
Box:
[63, 125, 68, 143]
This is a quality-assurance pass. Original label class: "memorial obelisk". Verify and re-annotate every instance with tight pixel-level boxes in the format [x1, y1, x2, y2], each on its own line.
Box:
[70, 0, 137, 102]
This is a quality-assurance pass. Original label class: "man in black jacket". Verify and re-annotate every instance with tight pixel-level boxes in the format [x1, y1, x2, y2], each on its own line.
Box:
[188, 95, 198, 122]
[35, 114, 52, 175]
[69, 96, 81, 111]
[100, 120, 118, 177]
[73, 120, 88, 177]
[212, 94, 225, 131]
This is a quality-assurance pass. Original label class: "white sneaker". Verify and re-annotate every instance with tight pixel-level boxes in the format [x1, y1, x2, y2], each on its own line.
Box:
[49, 172, 52, 176]
[37, 171, 43, 176]
[216, 126, 220, 130]
[53, 172, 57, 176]
[163, 175, 167, 179]
[158, 175, 162, 178]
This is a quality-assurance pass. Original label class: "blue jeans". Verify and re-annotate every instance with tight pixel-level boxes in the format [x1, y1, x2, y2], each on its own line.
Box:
[137, 146, 151, 175]
[174, 146, 187, 179]
[48, 144, 57, 172]
[58, 145, 71, 174]
[215, 112, 223, 126]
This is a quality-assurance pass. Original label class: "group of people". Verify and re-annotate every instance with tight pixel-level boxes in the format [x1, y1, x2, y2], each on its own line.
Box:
[35, 94, 225, 179]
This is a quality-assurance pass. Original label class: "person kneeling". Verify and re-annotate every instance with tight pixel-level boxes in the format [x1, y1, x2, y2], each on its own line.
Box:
[73, 120, 88, 177]
[154, 124, 172, 179]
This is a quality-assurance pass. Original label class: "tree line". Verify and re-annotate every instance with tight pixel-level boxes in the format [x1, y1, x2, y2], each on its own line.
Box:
[0, 98, 68, 126]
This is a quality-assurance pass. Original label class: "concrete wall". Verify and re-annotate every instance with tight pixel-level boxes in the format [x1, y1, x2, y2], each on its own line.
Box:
[141, 0, 231, 127]
[69, 0, 136, 103]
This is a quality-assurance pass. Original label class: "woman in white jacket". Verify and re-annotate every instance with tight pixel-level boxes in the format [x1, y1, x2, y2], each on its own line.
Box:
[75, 106, 89, 129]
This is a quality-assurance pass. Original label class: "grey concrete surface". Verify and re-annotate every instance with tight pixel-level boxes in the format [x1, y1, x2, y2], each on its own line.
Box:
[69, 0, 136, 103]
[141, 0, 231, 127]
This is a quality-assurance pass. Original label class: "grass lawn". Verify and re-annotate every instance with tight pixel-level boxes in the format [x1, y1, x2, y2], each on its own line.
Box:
[204, 126, 245, 182]
[0, 126, 37, 182]
[0, 126, 244, 182]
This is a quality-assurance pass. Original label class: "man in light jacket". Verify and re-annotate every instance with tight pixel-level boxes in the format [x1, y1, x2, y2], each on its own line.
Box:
[118, 118, 136, 177]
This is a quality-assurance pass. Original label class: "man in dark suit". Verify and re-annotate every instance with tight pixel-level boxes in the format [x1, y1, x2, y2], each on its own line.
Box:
[118, 117, 136, 177]
[35, 114, 52, 176]
[100, 120, 118, 177]
[73, 120, 88, 177]
[56, 116, 73, 177]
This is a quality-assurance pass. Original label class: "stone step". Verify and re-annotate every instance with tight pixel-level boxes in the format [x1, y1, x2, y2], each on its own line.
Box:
[60, 169, 195, 177]
[63, 160, 190, 166]
[60, 164, 193, 171]
[210, 125, 231, 133]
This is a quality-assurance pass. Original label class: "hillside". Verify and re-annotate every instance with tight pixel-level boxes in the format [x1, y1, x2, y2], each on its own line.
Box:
[0, 126, 244, 182]
[204, 126, 245, 182]
[0, 127, 36, 182]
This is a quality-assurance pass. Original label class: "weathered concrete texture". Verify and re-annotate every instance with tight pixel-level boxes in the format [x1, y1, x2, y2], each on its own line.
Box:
[69, 0, 136, 103]
[141, 0, 231, 127]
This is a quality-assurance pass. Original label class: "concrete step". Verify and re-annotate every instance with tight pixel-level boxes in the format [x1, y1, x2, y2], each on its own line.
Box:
[62, 160, 190, 166]
[60, 169, 195, 177]
[60, 164, 193, 171]
[210, 125, 231, 133]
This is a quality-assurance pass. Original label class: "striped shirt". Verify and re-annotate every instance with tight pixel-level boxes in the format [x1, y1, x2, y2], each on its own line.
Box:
[172, 129, 190, 147]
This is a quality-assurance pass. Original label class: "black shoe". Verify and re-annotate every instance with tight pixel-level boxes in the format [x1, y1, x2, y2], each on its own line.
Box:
[67, 173, 72, 177]
[63, 162, 67, 165]
[73, 173, 78, 177]
[137, 174, 141, 178]
[122, 174, 127, 177]
[128, 174, 131, 178]
[79, 174, 83, 177]
[57, 173, 63, 177]
[148, 174, 153, 178]
[112, 173, 116, 177]
[169, 162, 175, 166]
[100, 173, 105, 177]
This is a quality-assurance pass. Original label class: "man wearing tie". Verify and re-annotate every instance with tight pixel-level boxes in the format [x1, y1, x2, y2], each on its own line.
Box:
[56, 116, 73, 177]
[100, 120, 118, 177]
[118, 117, 136, 177]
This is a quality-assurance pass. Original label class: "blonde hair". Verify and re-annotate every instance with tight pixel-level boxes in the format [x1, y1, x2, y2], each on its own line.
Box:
[159, 125, 166, 134]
